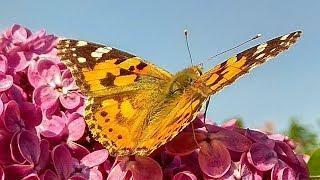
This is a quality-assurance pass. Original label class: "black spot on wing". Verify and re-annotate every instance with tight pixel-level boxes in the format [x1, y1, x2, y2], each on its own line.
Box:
[136, 62, 148, 70]
[100, 73, 116, 86]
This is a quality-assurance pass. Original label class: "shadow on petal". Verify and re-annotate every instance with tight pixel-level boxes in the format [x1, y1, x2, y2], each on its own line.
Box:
[173, 171, 197, 180]
[198, 141, 231, 178]
[128, 156, 163, 180]
[166, 132, 206, 156]
[247, 143, 278, 171]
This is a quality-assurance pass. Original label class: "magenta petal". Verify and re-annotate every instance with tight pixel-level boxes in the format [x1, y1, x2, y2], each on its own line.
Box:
[247, 143, 278, 171]
[21, 173, 40, 180]
[59, 92, 81, 109]
[39, 116, 66, 137]
[11, 24, 29, 44]
[81, 149, 108, 168]
[0, 73, 13, 91]
[198, 141, 231, 178]
[0, 130, 13, 164]
[27, 61, 46, 88]
[67, 113, 85, 141]
[172, 171, 197, 180]
[107, 157, 130, 180]
[7, 51, 30, 72]
[274, 141, 300, 166]
[128, 156, 163, 180]
[271, 160, 296, 180]
[10, 132, 25, 163]
[33, 85, 59, 110]
[210, 129, 251, 152]
[88, 168, 103, 180]
[67, 141, 90, 160]
[0, 55, 7, 73]
[37, 140, 50, 169]
[3, 100, 23, 132]
[52, 144, 73, 179]
[166, 132, 206, 156]
[36, 60, 61, 84]
[0, 165, 4, 180]
[4, 164, 33, 180]
[18, 131, 40, 164]
[20, 102, 42, 129]
[240, 153, 263, 180]
[40, 169, 59, 180]
[0, 100, 3, 120]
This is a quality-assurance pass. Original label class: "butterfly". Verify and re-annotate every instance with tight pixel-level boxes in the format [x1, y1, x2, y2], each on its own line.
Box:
[57, 31, 302, 156]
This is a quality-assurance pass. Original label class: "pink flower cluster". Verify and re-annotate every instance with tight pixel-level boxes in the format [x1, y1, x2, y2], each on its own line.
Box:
[0, 25, 309, 180]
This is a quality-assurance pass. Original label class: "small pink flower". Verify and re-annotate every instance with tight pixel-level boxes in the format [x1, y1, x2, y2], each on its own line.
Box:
[29, 60, 81, 112]
[52, 144, 108, 179]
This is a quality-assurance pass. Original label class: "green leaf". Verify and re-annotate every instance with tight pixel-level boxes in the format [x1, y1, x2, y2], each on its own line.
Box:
[308, 148, 320, 176]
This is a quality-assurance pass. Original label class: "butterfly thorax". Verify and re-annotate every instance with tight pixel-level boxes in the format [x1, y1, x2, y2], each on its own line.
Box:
[168, 66, 203, 96]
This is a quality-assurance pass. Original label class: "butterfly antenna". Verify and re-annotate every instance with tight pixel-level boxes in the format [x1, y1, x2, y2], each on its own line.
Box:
[184, 29, 194, 65]
[203, 33, 262, 64]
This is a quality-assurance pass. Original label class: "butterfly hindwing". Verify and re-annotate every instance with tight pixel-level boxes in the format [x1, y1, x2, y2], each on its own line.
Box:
[196, 31, 302, 95]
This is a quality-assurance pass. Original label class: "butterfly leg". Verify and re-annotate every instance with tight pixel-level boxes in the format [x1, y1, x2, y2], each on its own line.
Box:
[203, 96, 211, 124]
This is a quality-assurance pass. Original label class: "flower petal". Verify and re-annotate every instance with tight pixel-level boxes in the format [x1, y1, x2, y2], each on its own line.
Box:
[40, 169, 59, 180]
[107, 157, 130, 180]
[52, 144, 73, 179]
[39, 115, 66, 137]
[33, 85, 59, 110]
[3, 164, 33, 180]
[166, 132, 206, 156]
[81, 149, 108, 168]
[210, 129, 251, 152]
[67, 141, 90, 160]
[37, 140, 50, 169]
[59, 92, 81, 109]
[0, 72, 13, 92]
[172, 171, 197, 180]
[271, 160, 296, 180]
[21, 173, 40, 180]
[67, 113, 85, 141]
[3, 100, 23, 132]
[198, 141, 231, 178]
[89, 168, 103, 180]
[19, 102, 42, 129]
[247, 143, 278, 171]
[0, 165, 4, 180]
[128, 156, 163, 180]
[18, 131, 40, 164]
[36, 60, 61, 85]
[10, 132, 25, 163]
[0, 130, 13, 164]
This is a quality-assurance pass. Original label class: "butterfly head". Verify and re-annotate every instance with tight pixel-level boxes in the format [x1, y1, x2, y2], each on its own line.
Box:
[169, 65, 203, 95]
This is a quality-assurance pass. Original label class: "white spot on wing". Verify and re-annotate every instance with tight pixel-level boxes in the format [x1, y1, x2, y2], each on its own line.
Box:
[77, 41, 88, 47]
[91, 47, 112, 58]
[256, 53, 265, 59]
[253, 43, 267, 55]
[77, 57, 87, 63]
[280, 34, 290, 41]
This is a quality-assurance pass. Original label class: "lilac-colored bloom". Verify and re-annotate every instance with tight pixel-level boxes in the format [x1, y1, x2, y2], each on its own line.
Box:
[52, 144, 108, 179]
[29, 60, 81, 112]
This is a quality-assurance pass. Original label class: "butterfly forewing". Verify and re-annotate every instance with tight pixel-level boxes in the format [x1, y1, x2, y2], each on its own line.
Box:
[196, 31, 302, 96]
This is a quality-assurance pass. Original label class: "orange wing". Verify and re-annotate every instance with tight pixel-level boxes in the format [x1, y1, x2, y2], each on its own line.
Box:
[195, 31, 302, 96]
[57, 39, 172, 97]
